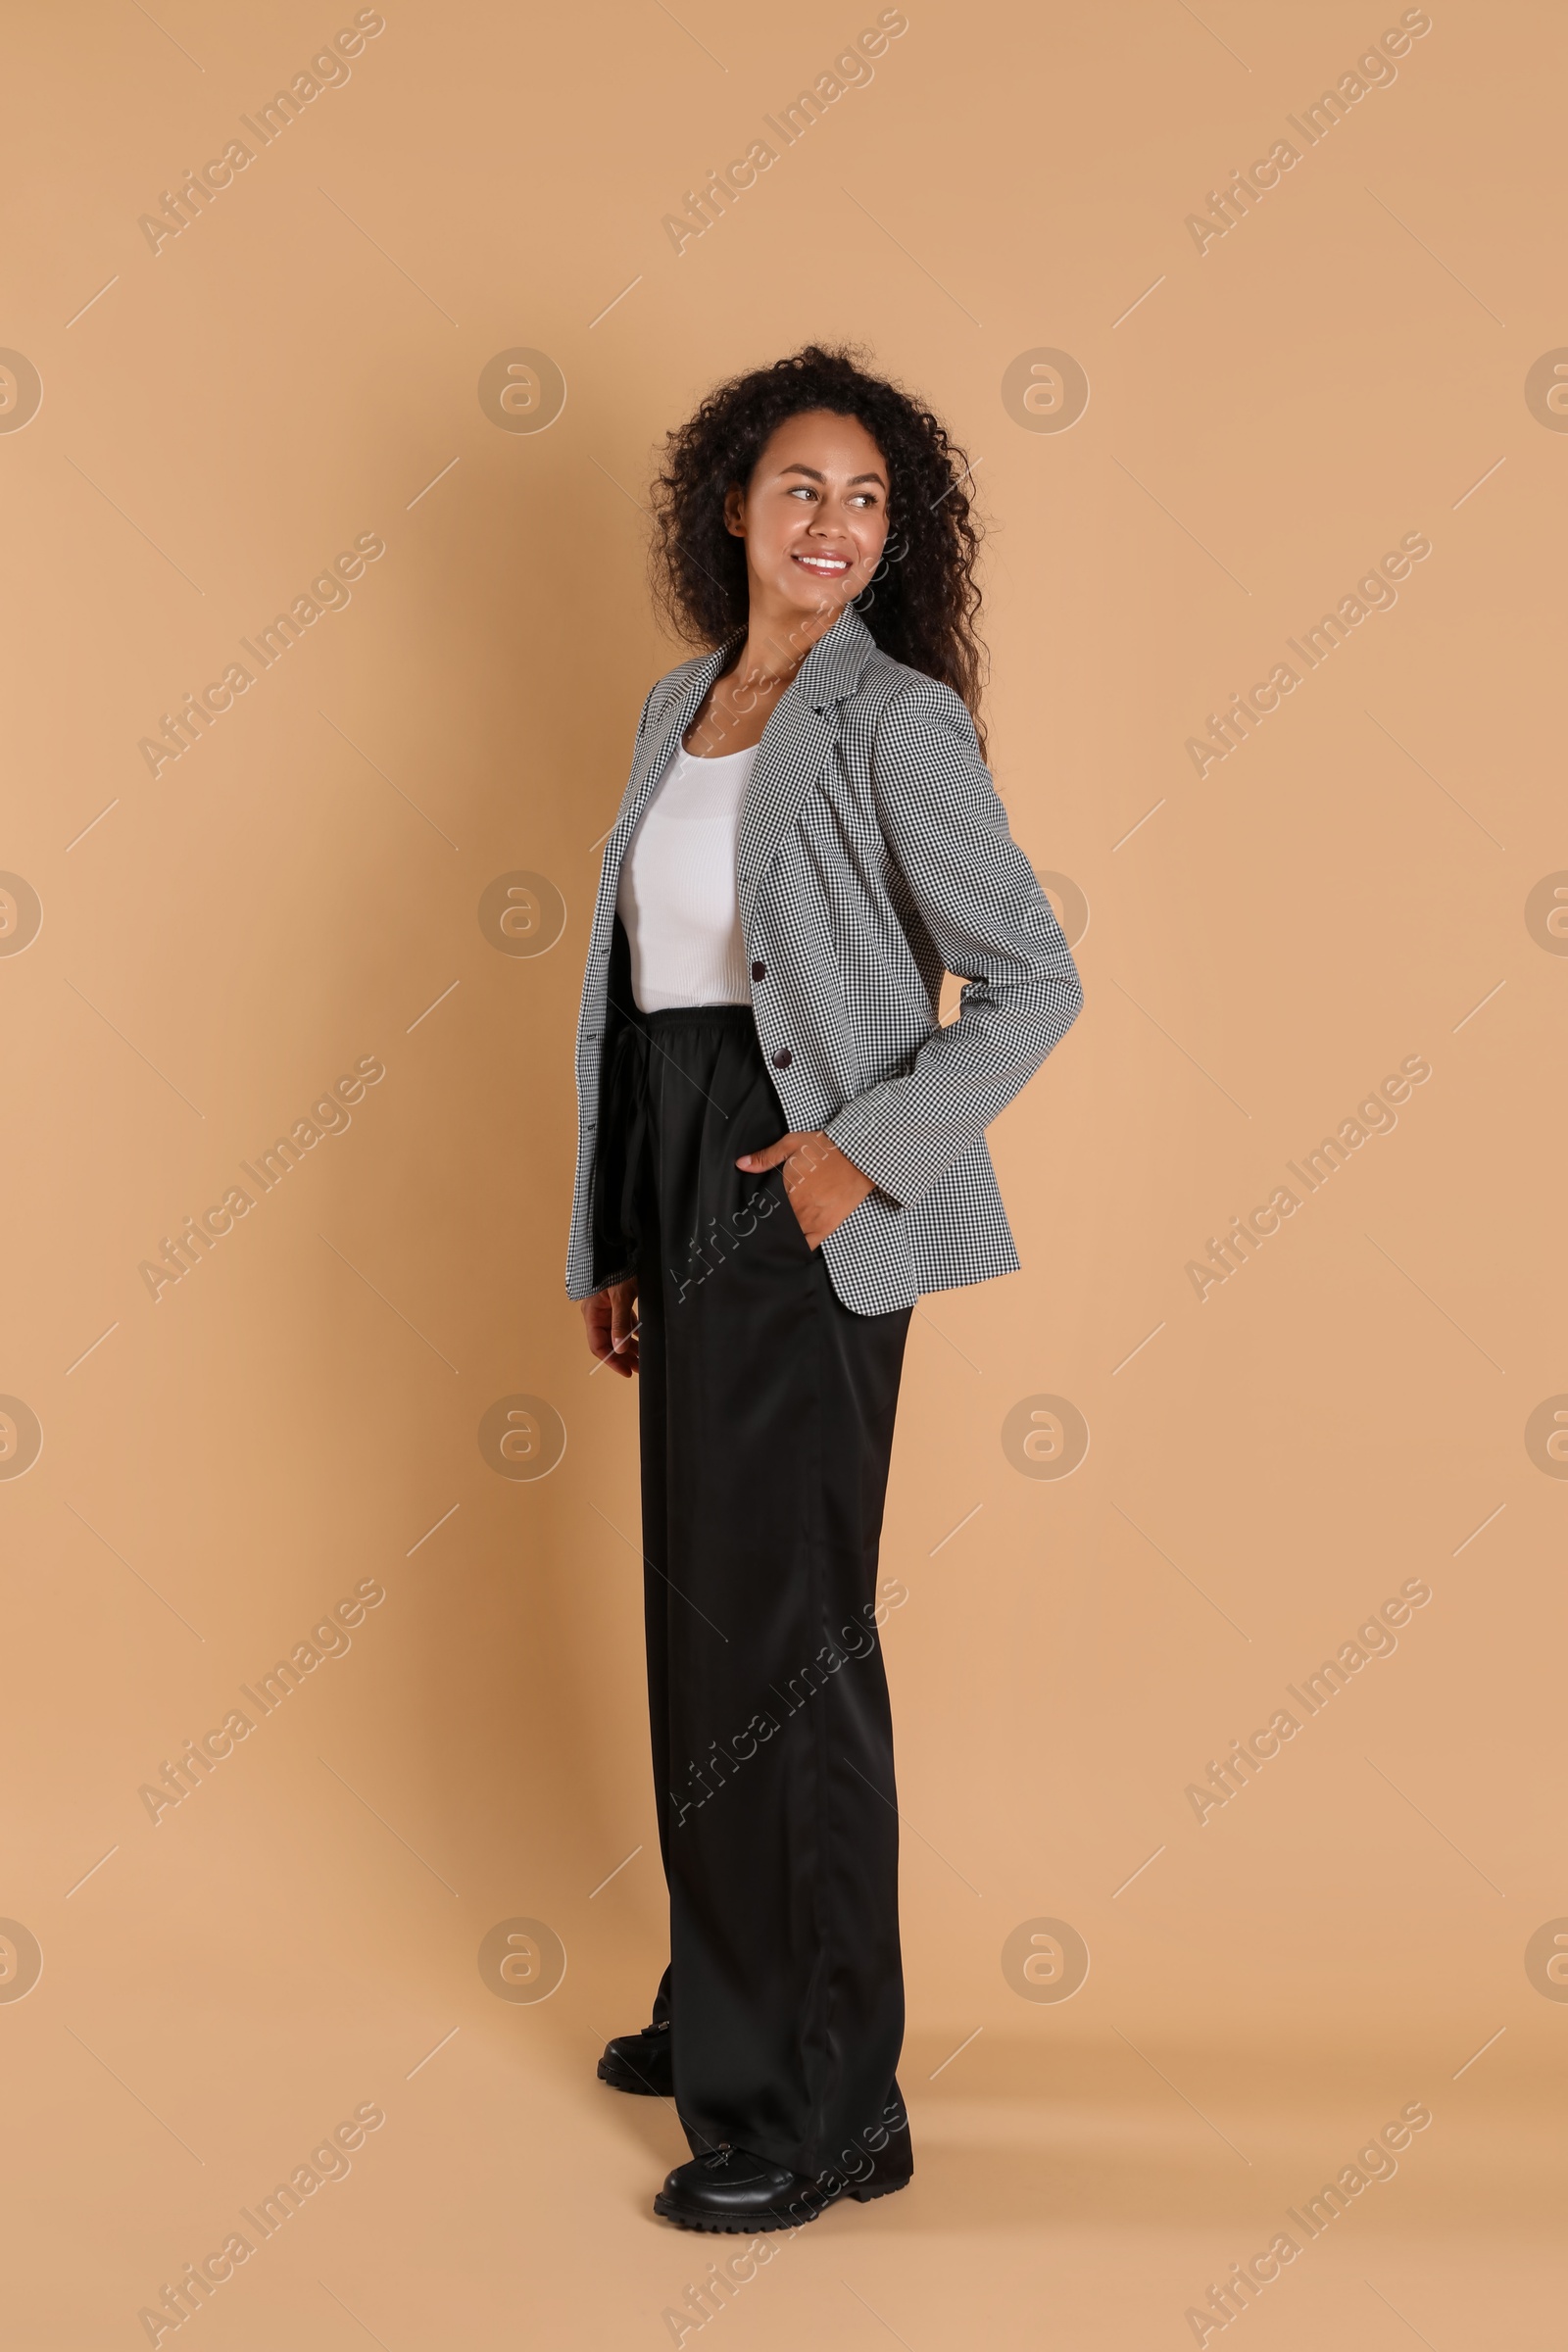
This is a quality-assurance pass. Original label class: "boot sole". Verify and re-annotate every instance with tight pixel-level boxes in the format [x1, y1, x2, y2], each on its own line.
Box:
[653, 2176, 908, 2231]
[597, 2055, 670, 2097]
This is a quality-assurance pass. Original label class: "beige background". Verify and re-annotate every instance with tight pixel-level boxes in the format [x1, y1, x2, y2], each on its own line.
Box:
[3, 0, 1563, 2343]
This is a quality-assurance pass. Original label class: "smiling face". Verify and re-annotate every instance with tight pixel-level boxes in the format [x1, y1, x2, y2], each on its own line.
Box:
[724, 408, 891, 634]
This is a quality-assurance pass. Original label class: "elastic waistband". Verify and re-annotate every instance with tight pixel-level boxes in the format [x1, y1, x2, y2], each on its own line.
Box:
[637, 1003, 756, 1034]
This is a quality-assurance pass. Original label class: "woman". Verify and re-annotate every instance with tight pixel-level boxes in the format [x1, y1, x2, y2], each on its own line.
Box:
[564, 345, 1082, 2232]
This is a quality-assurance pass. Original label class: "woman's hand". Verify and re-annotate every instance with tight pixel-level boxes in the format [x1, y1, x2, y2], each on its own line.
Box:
[581, 1277, 639, 1375]
[736, 1133, 875, 1250]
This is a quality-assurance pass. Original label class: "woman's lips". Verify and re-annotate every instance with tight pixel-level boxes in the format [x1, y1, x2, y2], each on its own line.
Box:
[791, 549, 852, 575]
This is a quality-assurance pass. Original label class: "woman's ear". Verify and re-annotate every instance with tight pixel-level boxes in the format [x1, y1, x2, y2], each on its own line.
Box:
[722, 481, 746, 538]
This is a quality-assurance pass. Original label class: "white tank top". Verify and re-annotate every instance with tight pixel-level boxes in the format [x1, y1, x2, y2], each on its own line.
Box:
[615, 740, 759, 1012]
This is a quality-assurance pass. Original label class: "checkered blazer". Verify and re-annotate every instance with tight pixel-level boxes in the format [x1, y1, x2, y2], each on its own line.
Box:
[564, 604, 1083, 1317]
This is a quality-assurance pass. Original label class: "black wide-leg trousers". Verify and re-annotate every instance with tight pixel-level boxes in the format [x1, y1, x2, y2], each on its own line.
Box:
[594, 1002, 914, 2183]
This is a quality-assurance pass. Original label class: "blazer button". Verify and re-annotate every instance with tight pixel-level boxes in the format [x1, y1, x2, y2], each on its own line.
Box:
[771, 1049, 791, 1069]
[751, 960, 766, 981]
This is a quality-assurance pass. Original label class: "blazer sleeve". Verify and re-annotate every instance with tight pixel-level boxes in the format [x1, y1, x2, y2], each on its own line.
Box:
[822, 674, 1083, 1206]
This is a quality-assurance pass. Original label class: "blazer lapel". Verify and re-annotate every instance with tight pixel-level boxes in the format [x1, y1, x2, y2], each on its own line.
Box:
[601, 637, 736, 882]
[735, 606, 878, 933]
[600, 605, 880, 936]
[734, 701, 841, 935]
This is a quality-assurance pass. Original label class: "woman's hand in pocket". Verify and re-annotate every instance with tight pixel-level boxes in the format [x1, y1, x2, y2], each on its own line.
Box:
[581, 1277, 639, 1375]
[736, 1133, 875, 1250]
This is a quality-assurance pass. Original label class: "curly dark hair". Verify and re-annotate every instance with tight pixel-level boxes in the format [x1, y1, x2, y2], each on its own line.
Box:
[649, 343, 988, 753]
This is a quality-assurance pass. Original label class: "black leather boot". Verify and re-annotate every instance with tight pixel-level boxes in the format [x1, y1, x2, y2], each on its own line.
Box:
[597, 2021, 672, 2097]
[654, 2142, 909, 2231]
